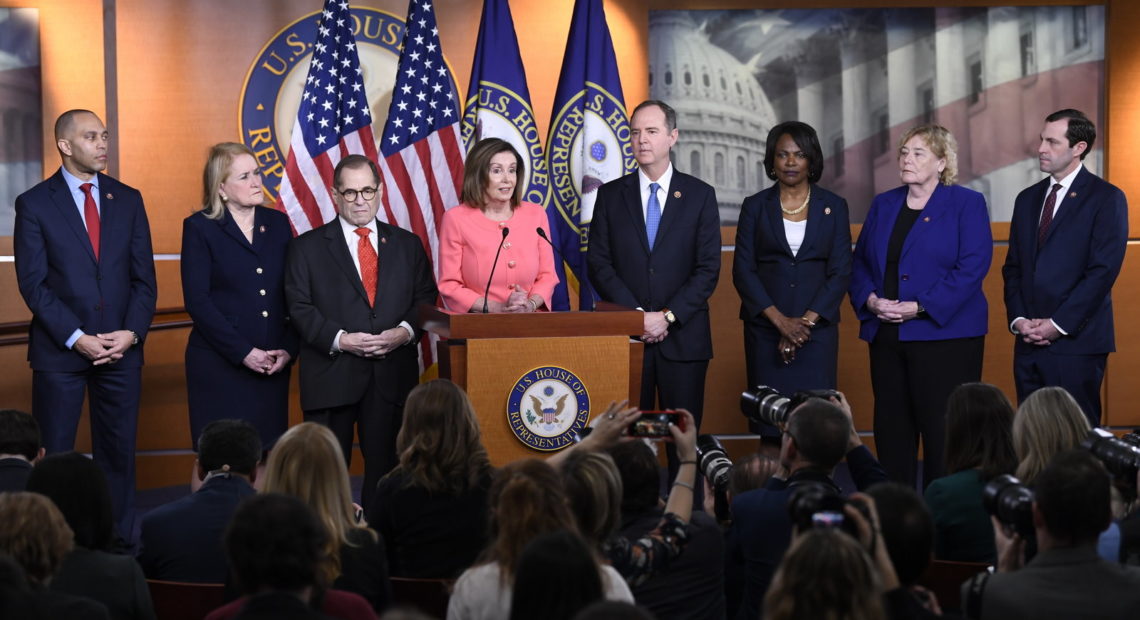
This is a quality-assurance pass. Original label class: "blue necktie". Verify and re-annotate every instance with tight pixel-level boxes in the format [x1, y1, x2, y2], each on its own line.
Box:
[646, 182, 662, 250]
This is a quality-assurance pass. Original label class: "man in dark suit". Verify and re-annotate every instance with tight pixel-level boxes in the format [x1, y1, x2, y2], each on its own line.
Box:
[0, 409, 42, 492]
[138, 419, 260, 583]
[1003, 109, 1127, 426]
[962, 450, 1140, 619]
[587, 99, 720, 475]
[14, 109, 157, 539]
[285, 154, 437, 509]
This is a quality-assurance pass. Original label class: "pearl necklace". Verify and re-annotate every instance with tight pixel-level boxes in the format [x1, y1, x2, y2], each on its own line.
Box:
[780, 187, 811, 216]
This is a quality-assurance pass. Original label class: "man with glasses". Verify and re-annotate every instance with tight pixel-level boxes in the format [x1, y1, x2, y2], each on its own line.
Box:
[728, 395, 886, 620]
[285, 154, 437, 509]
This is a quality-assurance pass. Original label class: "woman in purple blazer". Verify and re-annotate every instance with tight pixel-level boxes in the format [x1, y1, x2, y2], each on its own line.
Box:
[850, 125, 992, 489]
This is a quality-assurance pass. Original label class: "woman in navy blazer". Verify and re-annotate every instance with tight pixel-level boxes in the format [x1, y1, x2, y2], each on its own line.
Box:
[733, 122, 852, 437]
[850, 125, 992, 488]
[181, 143, 297, 450]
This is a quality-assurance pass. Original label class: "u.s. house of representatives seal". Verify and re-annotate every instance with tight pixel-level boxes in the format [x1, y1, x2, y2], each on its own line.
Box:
[507, 366, 591, 451]
[238, 7, 407, 201]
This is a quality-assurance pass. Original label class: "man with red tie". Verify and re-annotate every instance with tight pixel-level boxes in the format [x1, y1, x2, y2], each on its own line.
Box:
[14, 109, 157, 540]
[1003, 109, 1128, 426]
[285, 154, 437, 509]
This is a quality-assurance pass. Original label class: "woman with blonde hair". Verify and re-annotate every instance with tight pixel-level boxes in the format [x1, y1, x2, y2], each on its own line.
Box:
[366, 378, 494, 578]
[851, 124, 992, 489]
[1013, 386, 1090, 484]
[447, 459, 632, 620]
[262, 423, 390, 612]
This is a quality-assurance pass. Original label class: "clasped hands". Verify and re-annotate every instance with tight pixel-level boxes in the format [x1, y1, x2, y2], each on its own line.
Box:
[866, 293, 920, 324]
[772, 313, 812, 364]
[476, 286, 541, 313]
[74, 330, 135, 366]
[242, 348, 292, 374]
[338, 327, 410, 359]
[642, 311, 669, 343]
[1013, 318, 1061, 346]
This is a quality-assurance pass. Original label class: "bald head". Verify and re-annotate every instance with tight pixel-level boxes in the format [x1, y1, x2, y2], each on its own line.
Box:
[54, 110, 108, 179]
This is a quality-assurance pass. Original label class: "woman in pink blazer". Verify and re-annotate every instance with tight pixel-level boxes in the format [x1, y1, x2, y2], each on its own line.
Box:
[438, 138, 558, 313]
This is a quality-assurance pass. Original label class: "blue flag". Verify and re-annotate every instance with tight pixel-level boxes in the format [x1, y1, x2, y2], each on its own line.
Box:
[545, 0, 637, 311]
[461, 0, 549, 210]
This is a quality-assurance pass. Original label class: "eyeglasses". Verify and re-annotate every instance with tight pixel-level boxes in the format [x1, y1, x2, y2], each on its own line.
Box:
[338, 187, 378, 202]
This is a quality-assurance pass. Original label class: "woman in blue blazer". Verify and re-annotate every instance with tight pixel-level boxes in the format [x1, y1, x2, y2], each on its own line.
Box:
[850, 125, 992, 488]
[733, 122, 852, 437]
[181, 143, 297, 450]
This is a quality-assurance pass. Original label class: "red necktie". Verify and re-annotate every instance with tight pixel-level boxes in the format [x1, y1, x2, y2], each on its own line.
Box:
[355, 227, 377, 306]
[80, 183, 101, 260]
[1037, 183, 1062, 249]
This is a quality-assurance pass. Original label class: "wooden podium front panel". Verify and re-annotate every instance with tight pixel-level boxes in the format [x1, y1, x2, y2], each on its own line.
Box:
[466, 335, 631, 466]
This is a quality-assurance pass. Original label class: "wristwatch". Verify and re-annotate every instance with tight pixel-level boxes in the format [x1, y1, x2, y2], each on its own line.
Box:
[662, 308, 676, 324]
[129, 331, 139, 346]
[915, 304, 927, 318]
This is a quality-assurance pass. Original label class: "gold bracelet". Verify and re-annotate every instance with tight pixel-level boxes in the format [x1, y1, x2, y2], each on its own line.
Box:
[527, 298, 539, 312]
[801, 317, 816, 327]
[672, 480, 694, 491]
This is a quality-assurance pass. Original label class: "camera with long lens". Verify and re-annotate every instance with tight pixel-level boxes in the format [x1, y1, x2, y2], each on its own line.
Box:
[740, 385, 840, 431]
[1120, 431, 1140, 449]
[982, 474, 1035, 538]
[697, 434, 734, 522]
[1083, 428, 1140, 500]
[787, 482, 870, 539]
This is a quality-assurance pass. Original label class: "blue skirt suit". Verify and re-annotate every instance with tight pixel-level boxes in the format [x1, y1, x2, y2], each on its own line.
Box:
[850, 184, 992, 487]
[733, 184, 852, 433]
[181, 207, 297, 449]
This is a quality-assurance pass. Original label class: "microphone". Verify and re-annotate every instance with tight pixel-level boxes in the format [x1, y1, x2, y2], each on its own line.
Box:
[537, 227, 590, 308]
[483, 227, 510, 314]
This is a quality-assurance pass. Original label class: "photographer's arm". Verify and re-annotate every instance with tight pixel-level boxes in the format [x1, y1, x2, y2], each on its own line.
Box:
[832, 392, 888, 489]
[547, 400, 639, 468]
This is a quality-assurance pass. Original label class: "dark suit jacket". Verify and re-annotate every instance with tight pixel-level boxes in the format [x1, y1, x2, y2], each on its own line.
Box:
[587, 169, 721, 361]
[733, 184, 851, 325]
[0, 457, 33, 492]
[966, 546, 1140, 620]
[51, 547, 155, 620]
[137, 475, 256, 583]
[285, 218, 438, 410]
[850, 183, 992, 343]
[1002, 167, 1128, 355]
[14, 169, 157, 371]
[181, 207, 298, 365]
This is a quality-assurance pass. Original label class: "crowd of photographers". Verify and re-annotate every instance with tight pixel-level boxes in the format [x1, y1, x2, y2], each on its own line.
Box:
[6, 378, 1140, 619]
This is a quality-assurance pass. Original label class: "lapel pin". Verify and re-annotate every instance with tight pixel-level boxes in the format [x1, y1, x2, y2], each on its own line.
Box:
[1070, 192, 1077, 198]
[259, 225, 266, 233]
[105, 193, 113, 200]
[824, 207, 831, 215]
[923, 216, 931, 222]
[673, 191, 681, 198]
[380, 237, 387, 244]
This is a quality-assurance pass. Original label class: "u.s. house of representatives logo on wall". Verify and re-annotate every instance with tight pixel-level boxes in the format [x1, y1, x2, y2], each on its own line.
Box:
[237, 7, 406, 201]
[507, 366, 591, 451]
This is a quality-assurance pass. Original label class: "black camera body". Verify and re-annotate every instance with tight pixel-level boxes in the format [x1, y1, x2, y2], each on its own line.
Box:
[982, 474, 1035, 538]
[1083, 428, 1140, 501]
[786, 481, 870, 539]
[741, 385, 839, 431]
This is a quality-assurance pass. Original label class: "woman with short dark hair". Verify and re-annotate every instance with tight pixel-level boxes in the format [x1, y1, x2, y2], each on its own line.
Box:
[733, 121, 852, 438]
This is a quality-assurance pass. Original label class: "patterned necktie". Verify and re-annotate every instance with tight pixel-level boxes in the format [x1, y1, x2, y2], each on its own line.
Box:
[1037, 183, 1062, 249]
[646, 182, 662, 250]
[79, 182, 101, 260]
[355, 227, 377, 306]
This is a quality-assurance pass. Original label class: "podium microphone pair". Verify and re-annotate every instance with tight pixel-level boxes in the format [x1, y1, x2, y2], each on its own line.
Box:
[483, 227, 587, 314]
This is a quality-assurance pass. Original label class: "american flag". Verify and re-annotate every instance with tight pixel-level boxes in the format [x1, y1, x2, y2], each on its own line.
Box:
[276, 0, 378, 233]
[378, 0, 465, 372]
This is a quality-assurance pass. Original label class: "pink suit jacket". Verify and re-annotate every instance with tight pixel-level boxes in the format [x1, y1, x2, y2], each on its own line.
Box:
[438, 201, 559, 311]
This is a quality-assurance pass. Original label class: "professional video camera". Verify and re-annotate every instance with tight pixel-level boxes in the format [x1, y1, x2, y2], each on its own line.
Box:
[740, 385, 839, 432]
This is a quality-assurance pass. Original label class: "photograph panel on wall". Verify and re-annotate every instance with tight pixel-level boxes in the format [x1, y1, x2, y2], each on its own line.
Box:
[0, 8, 42, 239]
[649, 6, 1105, 224]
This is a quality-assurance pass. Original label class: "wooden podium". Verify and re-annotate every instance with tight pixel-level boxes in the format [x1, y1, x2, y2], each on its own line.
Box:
[421, 303, 644, 466]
